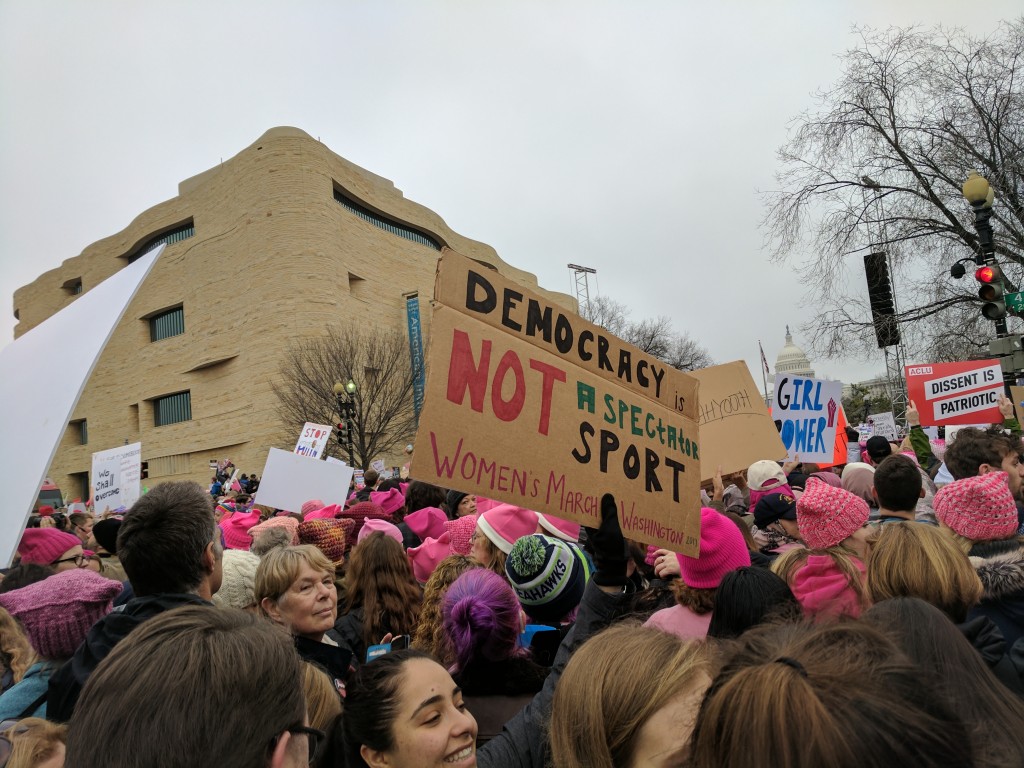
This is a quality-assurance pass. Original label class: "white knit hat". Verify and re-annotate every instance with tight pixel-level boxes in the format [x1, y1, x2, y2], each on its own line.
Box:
[212, 549, 260, 610]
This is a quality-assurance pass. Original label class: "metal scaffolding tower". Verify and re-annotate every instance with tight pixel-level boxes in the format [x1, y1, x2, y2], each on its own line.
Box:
[568, 263, 597, 316]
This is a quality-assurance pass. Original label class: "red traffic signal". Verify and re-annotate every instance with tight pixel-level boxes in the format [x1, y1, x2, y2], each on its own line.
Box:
[976, 265, 998, 283]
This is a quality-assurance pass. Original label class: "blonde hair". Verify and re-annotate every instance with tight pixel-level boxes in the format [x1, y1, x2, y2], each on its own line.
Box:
[867, 523, 983, 622]
[0, 606, 35, 684]
[3, 717, 66, 768]
[550, 625, 709, 768]
[300, 661, 342, 732]
[412, 555, 479, 666]
[472, 531, 508, 578]
[254, 545, 334, 608]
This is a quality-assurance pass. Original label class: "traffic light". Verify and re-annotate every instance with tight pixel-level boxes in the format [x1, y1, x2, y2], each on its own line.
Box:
[336, 422, 349, 443]
[976, 264, 1007, 320]
[140, 461, 149, 480]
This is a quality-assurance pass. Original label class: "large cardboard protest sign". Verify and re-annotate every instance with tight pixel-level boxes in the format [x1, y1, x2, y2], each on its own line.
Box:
[91, 442, 142, 512]
[294, 422, 333, 460]
[412, 251, 702, 555]
[691, 361, 785, 480]
[0, 246, 162, 565]
[771, 374, 843, 463]
[905, 360, 1003, 426]
[256, 448, 354, 512]
[1010, 385, 1024, 425]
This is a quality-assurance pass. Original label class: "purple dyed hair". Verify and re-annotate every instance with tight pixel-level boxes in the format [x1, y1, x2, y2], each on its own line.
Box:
[442, 568, 523, 673]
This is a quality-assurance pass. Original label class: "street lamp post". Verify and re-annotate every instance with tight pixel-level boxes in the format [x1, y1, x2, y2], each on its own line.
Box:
[962, 171, 1007, 338]
[333, 379, 357, 466]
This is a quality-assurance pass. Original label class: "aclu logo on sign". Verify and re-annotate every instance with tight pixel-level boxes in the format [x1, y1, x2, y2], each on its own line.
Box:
[907, 366, 934, 376]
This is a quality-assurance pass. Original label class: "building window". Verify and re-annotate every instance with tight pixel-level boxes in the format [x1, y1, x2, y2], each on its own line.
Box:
[333, 186, 442, 250]
[149, 306, 185, 342]
[71, 419, 88, 445]
[155, 391, 191, 426]
[126, 219, 195, 264]
[63, 278, 83, 295]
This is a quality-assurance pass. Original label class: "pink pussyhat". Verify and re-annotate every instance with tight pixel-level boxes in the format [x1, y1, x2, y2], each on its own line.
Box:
[404, 506, 447, 541]
[357, 517, 403, 545]
[933, 471, 1018, 542]
[536, 512, 580, 542]
[221, 510, 262, 551]
[304, 504, 342, 521]
[370, 489, 405, 517]
[474, 496, 502, 514]
[301, 499, 326, 517]
[247, 516, 300, 546]
[446, 515, 478, 556]
[408, 534, 451, 583]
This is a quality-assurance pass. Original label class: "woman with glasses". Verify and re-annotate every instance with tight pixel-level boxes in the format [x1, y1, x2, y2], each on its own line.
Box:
[14, 530, 90, 574]
[0, 717, 67, 768]
[0, 570, 120, 719]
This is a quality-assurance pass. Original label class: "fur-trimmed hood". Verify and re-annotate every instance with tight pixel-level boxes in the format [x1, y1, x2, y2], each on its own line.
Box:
[970, 540, 1024, 601]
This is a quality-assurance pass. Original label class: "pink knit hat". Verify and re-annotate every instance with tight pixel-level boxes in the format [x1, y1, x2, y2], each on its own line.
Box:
[796, 478, 870, 550]
[933, 471, 1018, 542]
[408, 534, 451, 583]
[221, 510, 262, 550]
[247, 516, 299, 546]
[477, 505, 539, 554]
[305, 503, 343, 521]
[370, 489, 405, 516]
[536, 512, 581, 542]
[790, 554, 866, 619]
[679, 508, 751, 589]
[474, 496, 502, 514]
[446, 515, 478, 556]
[403, 506, 447, 541]
[357, 518, 403, 545]
[17, 529, 81, 565]
[0, 569, 122, 659]
[339, 502, 393, 550]
[301, 499, 326, 517]
[298, 518, 354, 566]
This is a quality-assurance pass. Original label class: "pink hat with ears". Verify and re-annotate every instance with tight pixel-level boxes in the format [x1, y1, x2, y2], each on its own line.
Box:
[221, 510, 262, 550]
[247, 516, 300, 546]
[399, 482, 410, 497]
[304, 504, 342, 521]
[301, 499, 326, 517]
[446, 515, 478, 556]
[357, 518, 403, 545]
[536, 512, 581, 542]
[477, 505, 539, 554]
[404, 506, 447, 541]
[370, 489, 406, 516]
[408, 534, 452, 583]
[473, 497, 502, 514]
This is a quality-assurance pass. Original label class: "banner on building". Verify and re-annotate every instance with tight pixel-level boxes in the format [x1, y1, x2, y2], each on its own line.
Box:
[294, 422, 333, 460]
[411, 249, 702, 554]
[691, 361, 786, 481]
[406, 294, 426, 418]
[91, 442, 142, 512]
[867, 412, 898, 441]
[905, 360, 1003, 426]
[771, 374, 843, 463]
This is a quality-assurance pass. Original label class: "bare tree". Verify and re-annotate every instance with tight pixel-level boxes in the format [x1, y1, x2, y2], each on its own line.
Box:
[763, 21, 1024, 361]
[582, 295, 714, 371]
[272, 326, 417, 468]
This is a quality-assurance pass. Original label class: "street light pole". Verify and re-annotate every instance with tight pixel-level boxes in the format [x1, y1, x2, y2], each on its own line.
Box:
[333, 379, 358, 466]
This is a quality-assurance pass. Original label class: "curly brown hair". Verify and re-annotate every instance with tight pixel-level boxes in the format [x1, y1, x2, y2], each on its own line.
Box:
[0, 606, 35, 684]
[671, 580, 717, 615]
[411, 555, 479, 665]
[344, 533, 423, 652]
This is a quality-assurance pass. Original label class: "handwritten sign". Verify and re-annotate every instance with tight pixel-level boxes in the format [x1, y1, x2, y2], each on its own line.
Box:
[294, 422, 333, 460]
[691, 361, 786, 480]
[905, 360, 1003, 426]
[91, 442, 142, 512]
[771, 374, 842, 463]
[412, 250, 702, 554]
[867, 412, 898, 441]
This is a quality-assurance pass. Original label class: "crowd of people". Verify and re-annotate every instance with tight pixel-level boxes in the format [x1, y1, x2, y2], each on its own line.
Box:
[1, 398, 1024, 766]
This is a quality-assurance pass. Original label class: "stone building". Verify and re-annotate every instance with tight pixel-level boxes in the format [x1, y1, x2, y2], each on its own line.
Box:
[773, 326, 815, 378]
[13, 127, 574, 501]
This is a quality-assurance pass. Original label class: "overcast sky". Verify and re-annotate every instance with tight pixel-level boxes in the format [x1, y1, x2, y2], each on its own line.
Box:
[1, 1, 1019, 391]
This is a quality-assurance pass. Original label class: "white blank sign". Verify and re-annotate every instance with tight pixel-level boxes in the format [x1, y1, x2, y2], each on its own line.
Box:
[255, 448, 354, 512]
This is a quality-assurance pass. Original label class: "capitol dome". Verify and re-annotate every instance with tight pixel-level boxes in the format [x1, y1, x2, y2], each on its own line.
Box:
[774, 326, 815, 378]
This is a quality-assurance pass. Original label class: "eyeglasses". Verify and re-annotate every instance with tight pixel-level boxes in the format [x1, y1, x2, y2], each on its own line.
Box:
[51, 554, 89, 568]
[269, 724, 325, 763]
